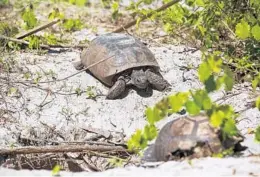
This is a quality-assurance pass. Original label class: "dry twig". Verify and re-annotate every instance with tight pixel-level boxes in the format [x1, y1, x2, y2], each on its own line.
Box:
[16, 19, 61, 39]
[0, 144, 129, 155]
[113, 0, 181, 33]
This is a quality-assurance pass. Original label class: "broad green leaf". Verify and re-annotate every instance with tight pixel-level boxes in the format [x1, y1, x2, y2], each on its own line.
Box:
[256, 97, 260, 111]
[222, 117, 238, 137]
[210, 110, 225, 127]
[21, 6, 38, 30]
[127, 129, 147, 151]
[192, 89, 212, 110]
[251, 25, 260, 40]
[168, 92, 189, 113]
[145, 107, 155, 124]
[217, 105, 235, 118]
[143, 124, 157, 141]
[185, 101, 200, 115]
[255, 126, 260, 143]
[154, 107, 164, 122]
[205, 75, 217, 93]
[52, 165, 61, 176]
[198, 62, 211, 82]
[208, 55, 222, 73]
[235, 19, 250, 39]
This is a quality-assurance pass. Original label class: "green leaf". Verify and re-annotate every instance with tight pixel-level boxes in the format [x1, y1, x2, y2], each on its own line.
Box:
[210, 110, 225, 127]
[208, 55, 222, 73]
[192, 89, 212, 110]
[145, 107, 155, 124]
[255, 126, 260, 143]
[52, 164, 61, 176]
[198, 62, 211, 82]
[185, 100, 200, 115]
[143, 124, 157, 141]
[256, 97, 260, 111]
[168, 92, 189, 113]
[235, 19, 250, 39]
[222, 117, 238, 137]
[251, 25, 260, 40]
[205, 75, 217, 93]
[21, 6, 37, 30]
[127, 130, 144, 151]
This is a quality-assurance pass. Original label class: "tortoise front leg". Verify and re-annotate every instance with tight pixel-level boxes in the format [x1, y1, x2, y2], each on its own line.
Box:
[145, 69, 170, 91]
[106, 77, 126, 99]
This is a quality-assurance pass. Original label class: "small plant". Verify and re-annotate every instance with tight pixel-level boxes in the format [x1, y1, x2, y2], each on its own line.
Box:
[86, 86, 97, 99]
[21, 4, 38, 30]
[62, 18, 84, 32]
[52, 164, 61, 176]
[111, 1, 122, 21]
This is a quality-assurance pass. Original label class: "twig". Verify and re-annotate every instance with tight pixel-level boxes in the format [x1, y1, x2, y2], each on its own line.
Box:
[0, 34, 88, 49]
[16, 19, 61, 39]
[113, 0, 181, 33]
[0, 55, 114, 86]
[0, 34, 50, 49]
[0, 144, 129, 155]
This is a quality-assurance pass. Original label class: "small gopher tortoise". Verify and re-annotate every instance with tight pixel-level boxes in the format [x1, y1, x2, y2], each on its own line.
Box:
[143, 114, 245, 162]
[74, 33, 170, 99]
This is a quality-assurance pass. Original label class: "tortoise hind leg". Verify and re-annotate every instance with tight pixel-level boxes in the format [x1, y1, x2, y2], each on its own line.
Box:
[106, 77, 126, 99]
[73, 61, 84, 70]
[145, 69, 170, 91]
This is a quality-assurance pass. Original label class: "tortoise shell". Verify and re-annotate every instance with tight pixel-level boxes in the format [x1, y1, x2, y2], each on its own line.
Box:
[153, 114, 223, 161]
[80, 33, 159, 86]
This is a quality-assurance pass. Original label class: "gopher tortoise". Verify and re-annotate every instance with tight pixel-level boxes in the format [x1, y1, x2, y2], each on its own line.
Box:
[143, 114, 245, 162]
[74, 33, 170, 99]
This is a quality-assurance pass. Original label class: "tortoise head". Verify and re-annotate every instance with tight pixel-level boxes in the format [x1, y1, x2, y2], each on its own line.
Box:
[130, 69, 149, 89]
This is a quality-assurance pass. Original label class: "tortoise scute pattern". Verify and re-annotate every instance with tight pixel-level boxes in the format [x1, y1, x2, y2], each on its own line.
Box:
[80, 33, 159, 86]
[154, 116, 222, 161]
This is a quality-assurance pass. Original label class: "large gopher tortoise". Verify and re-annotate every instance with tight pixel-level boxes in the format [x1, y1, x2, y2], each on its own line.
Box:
[74, 33, 170, 99]
[143, 114, 245, 162]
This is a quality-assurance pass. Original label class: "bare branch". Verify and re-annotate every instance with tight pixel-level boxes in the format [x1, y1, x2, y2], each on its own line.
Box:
[0, 144, 129, 155]
[113, 0, 181, 33]
[16, 19, 61, 39]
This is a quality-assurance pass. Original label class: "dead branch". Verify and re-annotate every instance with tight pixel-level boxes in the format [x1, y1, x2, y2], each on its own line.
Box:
[0, 144, 129, 155]
[16, 19, 61, 39]
[0, 34, 50, 49]
[0, 34, 88, 49]
[113, 0, 181, 33]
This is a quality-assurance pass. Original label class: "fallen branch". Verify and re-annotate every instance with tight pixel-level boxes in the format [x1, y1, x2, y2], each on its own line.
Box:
[16, 19, 61, 39]
[0, 144, 129, 155]
[0, 55, 114, 86]
[113, 0, 181, 33]
[0, 34, 50, 49]
[0, 34, 88, 49]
